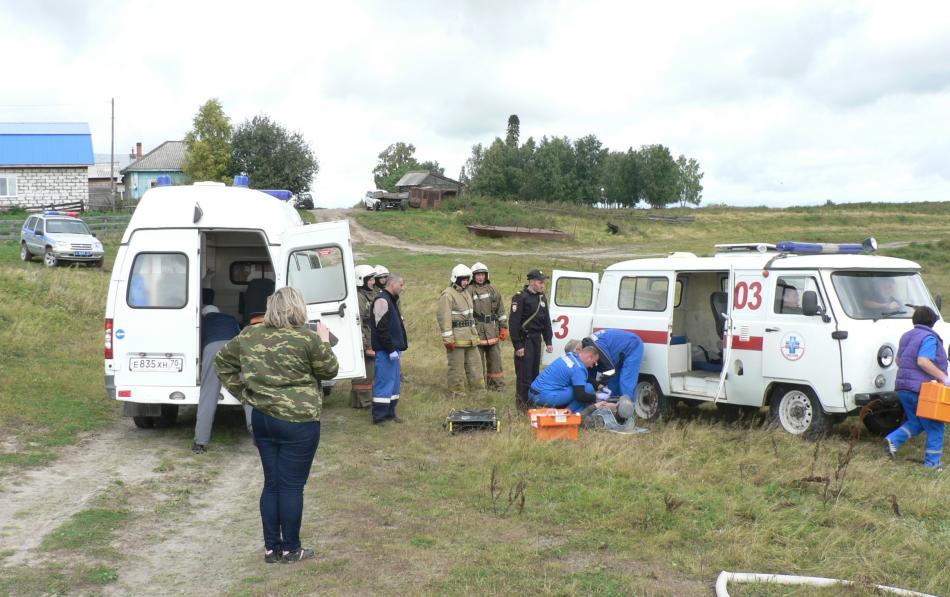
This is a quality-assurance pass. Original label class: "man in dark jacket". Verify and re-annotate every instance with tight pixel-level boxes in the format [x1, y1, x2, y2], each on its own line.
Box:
[371, 275, 408, 424]
[509, 269, 554, 412]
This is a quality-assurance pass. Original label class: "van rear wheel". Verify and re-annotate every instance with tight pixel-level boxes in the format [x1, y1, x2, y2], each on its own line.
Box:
[633, 378, 674, 422]
[132, 416, 155, 429]
[20, 243, 32, 262]
[156, 405, 179, 428]
[770, 386, 831, 439]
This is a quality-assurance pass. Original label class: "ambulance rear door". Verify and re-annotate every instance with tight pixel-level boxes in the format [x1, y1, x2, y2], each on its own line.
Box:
[543, 270, 599, 365]
[278, 221, 365, 380]
[111, 228, 201, 391]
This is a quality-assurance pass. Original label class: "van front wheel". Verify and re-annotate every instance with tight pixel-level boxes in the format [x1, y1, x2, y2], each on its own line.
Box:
[770, 386, 831, 439]
[634, 379, 674, 422]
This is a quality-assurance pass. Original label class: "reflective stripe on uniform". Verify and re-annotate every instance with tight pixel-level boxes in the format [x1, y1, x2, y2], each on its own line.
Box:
[486, 372, 504, 379]
[475, 293, 491, 299]
[391, 394, 400, 400]
[926, 449, 942, 454]
[442, 330, 454, 337]
[373, 396, 391, 404]
[451, 309, 473, 315]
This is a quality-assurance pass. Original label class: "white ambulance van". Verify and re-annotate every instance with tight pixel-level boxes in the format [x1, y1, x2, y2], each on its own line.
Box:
[546, 240, 948, 439]
[104, 178, 364, 428]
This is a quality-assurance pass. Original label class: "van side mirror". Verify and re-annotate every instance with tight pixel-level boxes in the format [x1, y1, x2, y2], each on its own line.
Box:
[802, 290, 820, 316]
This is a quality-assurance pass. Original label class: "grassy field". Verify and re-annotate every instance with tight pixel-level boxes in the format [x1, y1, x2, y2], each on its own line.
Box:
[1, 203, 950, 595]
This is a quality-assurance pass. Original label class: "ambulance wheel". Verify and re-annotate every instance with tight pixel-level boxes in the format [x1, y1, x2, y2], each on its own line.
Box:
[20, 243, 32, 262]
[44, 248, 58, 267]
[860, 401, 904, 437]
[132, 416, 155, 429]
[770, 386, 831, 439]
[156, 405, 179, 428]
[634, 378, 674, 422]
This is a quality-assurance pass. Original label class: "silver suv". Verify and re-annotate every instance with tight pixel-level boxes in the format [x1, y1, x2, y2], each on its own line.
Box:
[20, 212, 105, 267]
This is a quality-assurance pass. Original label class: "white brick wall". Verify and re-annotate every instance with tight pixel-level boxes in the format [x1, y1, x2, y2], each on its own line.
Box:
[0, 167, 89, 209]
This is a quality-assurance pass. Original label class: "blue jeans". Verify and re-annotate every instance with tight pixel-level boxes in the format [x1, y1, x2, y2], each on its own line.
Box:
[886, 390, 945, 468]
[252, 409, 320, 552]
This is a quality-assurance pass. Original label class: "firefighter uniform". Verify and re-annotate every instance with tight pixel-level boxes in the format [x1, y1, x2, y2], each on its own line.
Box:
[509, 270, 554, 412]
[468, 262, 507, 391]
[349, 265, 378, 409]
[438, 265, 484, 396]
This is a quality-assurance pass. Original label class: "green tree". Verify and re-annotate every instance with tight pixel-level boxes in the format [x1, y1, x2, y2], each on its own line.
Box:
[372, 142, 443, 191]
[183, 98, 232, 183]
[506, 114, 520, 147]
[601, 149, 643, 207]
[638, 144, 679, 208]
[573, 134, 607, 204]
[230, 115, 318, 195]
[676, 155, 704, 207]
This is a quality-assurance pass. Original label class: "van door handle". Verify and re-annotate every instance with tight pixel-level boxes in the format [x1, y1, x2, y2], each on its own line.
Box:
[765, 327, 780, 332]
[321, 304, 346, 318]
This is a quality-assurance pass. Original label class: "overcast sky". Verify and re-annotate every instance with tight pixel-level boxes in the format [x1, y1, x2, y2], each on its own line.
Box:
[3, 0, 949, 208]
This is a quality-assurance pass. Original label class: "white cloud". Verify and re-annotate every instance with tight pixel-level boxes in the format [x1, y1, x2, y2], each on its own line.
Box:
[1, 0, 949, 208]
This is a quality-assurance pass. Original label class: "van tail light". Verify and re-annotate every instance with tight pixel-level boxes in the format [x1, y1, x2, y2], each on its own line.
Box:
[105, 319, 114, 359]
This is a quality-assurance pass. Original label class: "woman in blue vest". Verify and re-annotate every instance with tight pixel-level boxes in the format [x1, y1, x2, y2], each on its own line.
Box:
[885, 306, 947, 470]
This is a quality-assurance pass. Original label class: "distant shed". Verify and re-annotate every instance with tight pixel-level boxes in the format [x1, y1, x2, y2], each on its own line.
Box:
[395, 170, 462, 209]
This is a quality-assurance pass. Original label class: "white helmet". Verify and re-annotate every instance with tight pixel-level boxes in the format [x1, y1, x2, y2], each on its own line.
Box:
[451, 264, 473, 285]
[374, 265, 390, 280]
[355, 264, 376, 287]
[471, 262, 489, 281]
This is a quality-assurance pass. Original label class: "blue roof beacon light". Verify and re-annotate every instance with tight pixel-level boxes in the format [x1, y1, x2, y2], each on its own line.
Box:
[156, 175, 173, 187]
[775, 237, 878, 255]
[233, 175, 249, 187]
[260, 190, 293, 201]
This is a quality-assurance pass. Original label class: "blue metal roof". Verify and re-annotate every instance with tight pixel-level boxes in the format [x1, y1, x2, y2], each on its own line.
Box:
[0, 122, 94, 166]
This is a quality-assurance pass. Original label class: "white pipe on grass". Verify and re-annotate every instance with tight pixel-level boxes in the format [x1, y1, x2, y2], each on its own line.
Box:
[715, 571, 938, 597]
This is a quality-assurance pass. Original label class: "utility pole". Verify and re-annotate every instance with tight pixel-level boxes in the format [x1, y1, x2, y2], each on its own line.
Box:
[110, 98, 116, 211]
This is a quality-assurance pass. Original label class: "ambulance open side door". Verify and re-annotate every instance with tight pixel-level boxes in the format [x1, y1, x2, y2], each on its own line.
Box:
[278, 221, 365, 380]
[543, 270, 600, 365]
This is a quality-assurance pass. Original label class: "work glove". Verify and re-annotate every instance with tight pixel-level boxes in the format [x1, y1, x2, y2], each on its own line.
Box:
[595, 391, 610, 402]
[599, 387, 612, 398]
[498, 328, 509, 341]
[388, 351, 400, 361]
[943, 376, 950, 387]
[445, 342, 456, 351]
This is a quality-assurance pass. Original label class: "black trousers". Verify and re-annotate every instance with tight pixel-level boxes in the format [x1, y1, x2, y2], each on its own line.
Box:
[514, 333, 543, 412]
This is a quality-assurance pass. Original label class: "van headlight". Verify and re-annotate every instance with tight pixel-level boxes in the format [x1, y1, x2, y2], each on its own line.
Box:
[877, 345, 895, 368]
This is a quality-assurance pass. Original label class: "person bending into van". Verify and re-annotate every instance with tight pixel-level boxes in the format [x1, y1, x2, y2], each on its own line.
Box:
[215, 287, 339, 563]
[371, 274, 408, 424]
[529, 344, 606, 413]
[585, 328, 644, 404]
[885, 306, 948, 471]
[193, 304, 241, 454]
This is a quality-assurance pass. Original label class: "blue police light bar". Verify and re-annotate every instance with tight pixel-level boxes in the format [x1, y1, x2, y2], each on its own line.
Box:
[260, 190, 293, 201]
[44, 210, 60, 215]
[233, 175, 249, 187]
[776, 237, 877, 254]
[156, 175, 173, 186]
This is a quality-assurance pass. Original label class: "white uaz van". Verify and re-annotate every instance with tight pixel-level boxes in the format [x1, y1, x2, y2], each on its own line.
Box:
[104, 180, 364, 428]
[546, 241, 948, 439]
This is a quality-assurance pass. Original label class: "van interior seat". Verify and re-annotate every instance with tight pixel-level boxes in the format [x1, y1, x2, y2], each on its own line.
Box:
[243, 278, 276, 325]
[710, 291, 728, 338]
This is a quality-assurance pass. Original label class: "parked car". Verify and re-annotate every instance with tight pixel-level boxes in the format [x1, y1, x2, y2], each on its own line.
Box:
[294, 192, 314, 210]
[363, 190, 408, 211]
[20, 211, 104, 267]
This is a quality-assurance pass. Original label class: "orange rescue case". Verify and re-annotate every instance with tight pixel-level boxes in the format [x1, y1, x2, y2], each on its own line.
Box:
[528, 408, 581, 441]
[917, 382, 950, 424]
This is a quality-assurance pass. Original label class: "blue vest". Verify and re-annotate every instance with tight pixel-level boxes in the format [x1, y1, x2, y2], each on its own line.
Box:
[371, 290, 408, 352]
[895, 325, 947, 392]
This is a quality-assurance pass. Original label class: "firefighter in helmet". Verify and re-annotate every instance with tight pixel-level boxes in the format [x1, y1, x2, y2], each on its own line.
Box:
[349, 264, 378, 409]
[468, 262, 508, 391]
[437, 264, 483, 396]
[373, 265, 390, 289]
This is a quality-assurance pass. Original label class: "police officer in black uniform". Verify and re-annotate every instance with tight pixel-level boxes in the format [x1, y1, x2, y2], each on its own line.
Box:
[509, 269, 554, 412]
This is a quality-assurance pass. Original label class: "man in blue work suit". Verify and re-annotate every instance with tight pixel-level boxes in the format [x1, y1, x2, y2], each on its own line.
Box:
[585, 329, 644, 403]
[528, 344, 606, 413]
[371, 275, 408, 425]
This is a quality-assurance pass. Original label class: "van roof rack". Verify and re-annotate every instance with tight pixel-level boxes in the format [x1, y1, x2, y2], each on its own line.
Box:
[714, 243, 777, 253]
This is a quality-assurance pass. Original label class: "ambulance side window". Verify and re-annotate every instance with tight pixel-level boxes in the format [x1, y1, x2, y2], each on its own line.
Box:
[554, 277, 593, 308]
[127, 253, 188, 309]
[773, 276, 822, 315]
[619, 276, 669, 312]
[287, 246, 346, 304]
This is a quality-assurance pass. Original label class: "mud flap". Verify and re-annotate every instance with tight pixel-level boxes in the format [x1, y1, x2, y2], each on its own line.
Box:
[122, 402, 162, 417]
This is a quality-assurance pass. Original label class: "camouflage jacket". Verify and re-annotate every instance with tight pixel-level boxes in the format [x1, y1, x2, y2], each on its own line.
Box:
[215, 325, 339, 422]
[467, 282, 507, 343]
[437, 284, 479, 347]
[357, 286, 377, 355]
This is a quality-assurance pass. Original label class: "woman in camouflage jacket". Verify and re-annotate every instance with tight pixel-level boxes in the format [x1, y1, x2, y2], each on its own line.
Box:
[216, 287, 338, 563]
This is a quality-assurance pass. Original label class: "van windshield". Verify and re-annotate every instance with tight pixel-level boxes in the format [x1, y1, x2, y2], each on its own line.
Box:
[46, 219, 90, 235]
[831, 272, 935, 320]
